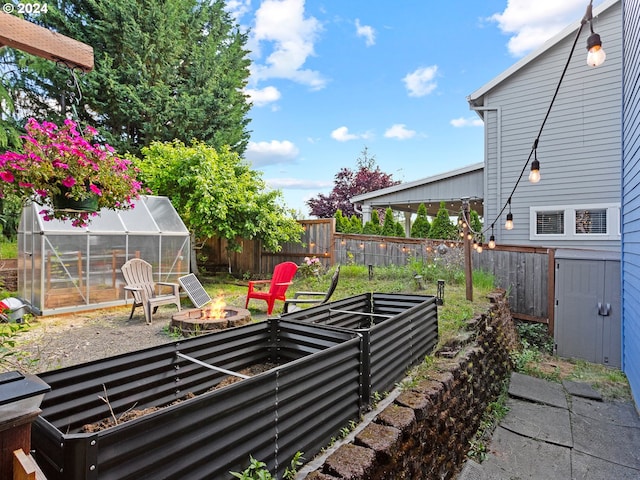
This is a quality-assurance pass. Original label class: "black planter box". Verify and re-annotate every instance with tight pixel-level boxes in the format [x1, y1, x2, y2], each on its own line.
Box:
[32, 319, 361, 480]
[32, 293, 438, 479]
[282, 293, 439, 397]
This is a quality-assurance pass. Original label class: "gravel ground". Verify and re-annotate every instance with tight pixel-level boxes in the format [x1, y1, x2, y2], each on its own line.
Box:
[3, 305, 268, 374]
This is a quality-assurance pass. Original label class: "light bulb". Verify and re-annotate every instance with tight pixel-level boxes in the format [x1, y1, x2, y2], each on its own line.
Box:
[476, 245, 483, 253]
[505, 212, 514, 230]
[488, 235, 496, 249]
[467, 233, 473, 240]
[586, 33, 606, 67]
[529, 159, 540, 183]
[529, 169, 540, 183]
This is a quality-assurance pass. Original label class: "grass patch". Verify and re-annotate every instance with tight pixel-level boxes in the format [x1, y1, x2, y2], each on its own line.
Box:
[0, 240, 17, 260]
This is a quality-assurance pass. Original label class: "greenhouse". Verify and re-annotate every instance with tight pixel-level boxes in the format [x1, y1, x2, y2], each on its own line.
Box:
[17, 196, 190, 316]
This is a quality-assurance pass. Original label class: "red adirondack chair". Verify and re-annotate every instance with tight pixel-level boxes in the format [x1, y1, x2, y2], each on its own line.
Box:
[245, 261, 298, 314]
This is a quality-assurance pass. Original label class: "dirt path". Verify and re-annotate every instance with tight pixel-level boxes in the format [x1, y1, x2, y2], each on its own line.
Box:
[3, 305, 181, 374]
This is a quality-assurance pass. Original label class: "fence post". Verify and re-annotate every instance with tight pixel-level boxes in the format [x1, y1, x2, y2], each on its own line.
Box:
[462, 199, 473, 301]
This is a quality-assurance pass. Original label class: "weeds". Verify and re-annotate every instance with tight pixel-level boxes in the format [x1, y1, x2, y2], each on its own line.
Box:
[230, 452, 304, 480]
[467, 381, 509, 462]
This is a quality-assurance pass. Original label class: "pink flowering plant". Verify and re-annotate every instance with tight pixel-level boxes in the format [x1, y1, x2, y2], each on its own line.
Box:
[298, 256, 324, 279]
[0, 118, 143, 226]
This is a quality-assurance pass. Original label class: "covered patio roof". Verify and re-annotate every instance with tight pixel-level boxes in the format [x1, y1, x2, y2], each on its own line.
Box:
[350, 162, 484, 217]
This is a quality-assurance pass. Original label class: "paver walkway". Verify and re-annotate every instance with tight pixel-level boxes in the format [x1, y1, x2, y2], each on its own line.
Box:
[458, 372, 640, 479]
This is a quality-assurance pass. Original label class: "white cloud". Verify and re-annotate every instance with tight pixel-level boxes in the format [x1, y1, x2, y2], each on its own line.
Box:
[489, 0, 596, 57]
[245, 140, 299, 166]
[355, 19, 376, 47]
[331, 126, 370, 142]
[225, 0, 252, 20]
[266, 177, 332, 189]
[384, 124, 416, 140]
[403, 66, 438, 97]
[250, 0, 326, 90]
[450, 117, 484, 128]
[245, 86, 281, 107]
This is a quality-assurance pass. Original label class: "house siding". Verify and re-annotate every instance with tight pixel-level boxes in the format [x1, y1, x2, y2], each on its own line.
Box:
[478, 2, 622, 251]
[622, 0, 640, 407]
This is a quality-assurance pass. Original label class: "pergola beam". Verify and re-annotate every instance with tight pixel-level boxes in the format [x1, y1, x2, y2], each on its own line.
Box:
[0, 12, 93, 71]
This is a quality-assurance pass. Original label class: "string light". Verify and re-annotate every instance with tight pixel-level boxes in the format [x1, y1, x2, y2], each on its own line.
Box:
[478, 0, 605, 249]
[488, 224, 496, 249]
[505, 198, 514, 230]
[585, 1, 606, 67]
[529, 140, 541, 183]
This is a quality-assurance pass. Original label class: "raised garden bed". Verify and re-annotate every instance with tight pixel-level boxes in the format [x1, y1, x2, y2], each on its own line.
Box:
[31, 293, 438, 479]
[282, 293, 439, 396]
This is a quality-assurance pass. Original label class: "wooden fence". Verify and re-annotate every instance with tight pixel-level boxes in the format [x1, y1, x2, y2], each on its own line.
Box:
[200, 220, 554, 328]
[472, 245, 554, 330]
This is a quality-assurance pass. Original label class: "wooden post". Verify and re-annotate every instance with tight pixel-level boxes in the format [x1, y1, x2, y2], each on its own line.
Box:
[0, 12, 94, 71]
[0, 372, 50, 480]
[462, 199, 473, 302]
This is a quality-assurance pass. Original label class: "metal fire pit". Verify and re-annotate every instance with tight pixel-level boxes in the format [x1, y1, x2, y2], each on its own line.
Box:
[170, 306, 251, 335]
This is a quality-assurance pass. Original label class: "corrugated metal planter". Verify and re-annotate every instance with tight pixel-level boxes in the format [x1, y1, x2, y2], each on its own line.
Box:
[283, 293, 439, 398]
[32, 319, 361, 480]
[31, 293, 438, 479]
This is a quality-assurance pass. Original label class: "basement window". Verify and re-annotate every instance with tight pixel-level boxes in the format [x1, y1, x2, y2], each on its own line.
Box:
[530, 204, 620, 241]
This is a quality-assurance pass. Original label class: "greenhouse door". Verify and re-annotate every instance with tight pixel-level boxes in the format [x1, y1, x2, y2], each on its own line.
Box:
[554, 252, 621, 368]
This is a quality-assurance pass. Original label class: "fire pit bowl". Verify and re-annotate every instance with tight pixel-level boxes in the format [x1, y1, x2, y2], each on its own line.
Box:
[171, 306, 252, 335]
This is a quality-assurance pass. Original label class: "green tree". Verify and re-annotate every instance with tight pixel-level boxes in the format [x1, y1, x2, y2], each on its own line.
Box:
[362, 209, 382, 235]
[344, 215, 363, 234]
[334, 209, 347, 232]
[411, 203, 431, 238]
[0, 54, 21, 151]
[428, 201, 457, 240]
[381, 207, 396, 236]
[469, 210, 484, 241]
[394, 221, 405, 237]
[7, 0, 251, 156]
[136, 140, 303, 253]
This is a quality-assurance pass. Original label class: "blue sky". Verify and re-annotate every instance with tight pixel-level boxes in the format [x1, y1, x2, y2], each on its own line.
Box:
[227, 0, 606, 216]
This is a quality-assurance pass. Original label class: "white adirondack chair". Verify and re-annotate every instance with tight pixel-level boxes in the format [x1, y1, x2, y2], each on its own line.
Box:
[122, 258, 181, 324]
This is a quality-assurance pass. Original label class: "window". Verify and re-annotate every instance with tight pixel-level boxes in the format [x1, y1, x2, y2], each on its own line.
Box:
[530, 204, 620, 241]
[536, 211, 564, 235]
[575, 209, 606, 234]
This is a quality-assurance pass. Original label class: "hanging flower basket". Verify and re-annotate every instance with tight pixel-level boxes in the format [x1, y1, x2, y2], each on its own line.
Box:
[52, 190, 99, 213]
[0, 118, 144, 227]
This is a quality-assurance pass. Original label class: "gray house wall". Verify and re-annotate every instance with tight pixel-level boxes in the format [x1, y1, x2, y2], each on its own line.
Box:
[470, 0, 622, 251]
[621, 0, 640, 407]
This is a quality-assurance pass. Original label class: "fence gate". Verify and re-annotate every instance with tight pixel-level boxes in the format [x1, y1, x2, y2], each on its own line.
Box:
[554, 249, 621, 368]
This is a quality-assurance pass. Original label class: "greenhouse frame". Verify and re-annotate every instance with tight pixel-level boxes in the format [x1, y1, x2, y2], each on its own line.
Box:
[17, 196, 190, 316]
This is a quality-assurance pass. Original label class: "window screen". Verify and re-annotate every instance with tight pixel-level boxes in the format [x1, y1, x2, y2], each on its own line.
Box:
[575, 209, 607, 234]
[536, 211, 564, 234]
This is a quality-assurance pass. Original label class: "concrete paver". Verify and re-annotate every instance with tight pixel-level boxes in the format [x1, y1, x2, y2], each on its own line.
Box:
[458, 373, 640, 480]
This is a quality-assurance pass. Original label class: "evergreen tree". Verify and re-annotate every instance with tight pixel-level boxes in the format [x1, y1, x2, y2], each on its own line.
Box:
[349, 215, 363, 234]
[334, 209, 346, 232]
[7, 0, 251, 157]
[362, 209, 382, 235]
[381, 207, 396, 236]
[428, 201, 457, 240]
[411, 203, 431, 238]
[394, 221, 405, 237]
[469, 210, 484, 242]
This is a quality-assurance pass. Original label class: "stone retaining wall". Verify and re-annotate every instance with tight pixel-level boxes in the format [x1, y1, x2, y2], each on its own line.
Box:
[303, 290, 520, 480]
